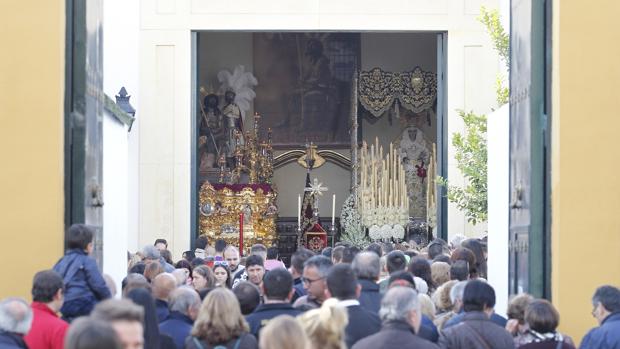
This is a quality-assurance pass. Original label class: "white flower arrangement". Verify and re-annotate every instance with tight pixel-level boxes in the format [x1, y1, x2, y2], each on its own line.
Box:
[368, 225, 381, 240]
[380, 224, 393, 240]
[340, 194, 370, 247]
[392, 224, 405, 240]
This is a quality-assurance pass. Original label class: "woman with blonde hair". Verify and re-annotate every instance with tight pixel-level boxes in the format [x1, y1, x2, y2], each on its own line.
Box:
[432, 280, 458, 331]
[186, 288, 258, 349]
[298, 298, 348, 349]
[418, 293, 437, 321]
[259, 315, 310, 349]
[430, 261, 451, 288]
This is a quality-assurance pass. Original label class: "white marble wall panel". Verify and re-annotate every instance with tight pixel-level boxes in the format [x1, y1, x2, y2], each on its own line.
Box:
[103, 115, 129, 296]
[190, 0, 319, 15]
[157, 0, 176, 14]
[139, 29, 191, 259]
[464, 0, 497, 15]
[318, 0, 449, 15]
[487, 103, 509, 315]
[464, 45, 499, 114]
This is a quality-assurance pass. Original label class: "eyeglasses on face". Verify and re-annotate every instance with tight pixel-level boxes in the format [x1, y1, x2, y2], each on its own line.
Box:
[302, 277, 325, 285]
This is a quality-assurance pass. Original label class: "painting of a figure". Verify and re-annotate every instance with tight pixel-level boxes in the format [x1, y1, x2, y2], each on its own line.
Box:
[253, 33, 360, 148]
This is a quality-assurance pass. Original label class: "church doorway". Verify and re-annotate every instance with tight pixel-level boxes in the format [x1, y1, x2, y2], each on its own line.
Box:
[191, 31, 447, 259]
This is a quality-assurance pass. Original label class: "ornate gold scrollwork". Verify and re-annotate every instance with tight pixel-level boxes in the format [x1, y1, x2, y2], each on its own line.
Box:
[398, 67, 438, 113]
[358, 66, 437, 118]
[358, 68, 397, 117]
[198, 181, 278, 251]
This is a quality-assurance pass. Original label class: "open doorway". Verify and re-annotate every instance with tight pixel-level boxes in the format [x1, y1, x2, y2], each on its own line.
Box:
[190, 31, 447, 256]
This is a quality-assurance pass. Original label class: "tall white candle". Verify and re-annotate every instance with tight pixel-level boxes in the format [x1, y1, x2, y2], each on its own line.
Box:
[297, 194, 301, 227]
[332, 194, 336, 226]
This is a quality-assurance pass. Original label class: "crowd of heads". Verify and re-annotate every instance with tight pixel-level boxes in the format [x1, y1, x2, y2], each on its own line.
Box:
[2, 224, 619, 349]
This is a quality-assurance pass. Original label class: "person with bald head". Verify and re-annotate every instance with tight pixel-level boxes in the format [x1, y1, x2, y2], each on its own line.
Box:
[152, 273, 177, 322]
[0, 297, 33, 349]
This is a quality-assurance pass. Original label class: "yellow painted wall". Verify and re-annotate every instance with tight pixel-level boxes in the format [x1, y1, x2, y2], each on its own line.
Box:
[0, 1, 65, 298]
[552, 0, 620, 344]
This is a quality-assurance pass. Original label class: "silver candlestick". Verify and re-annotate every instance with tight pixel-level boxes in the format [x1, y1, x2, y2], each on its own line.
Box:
[296, 226, 303, 250]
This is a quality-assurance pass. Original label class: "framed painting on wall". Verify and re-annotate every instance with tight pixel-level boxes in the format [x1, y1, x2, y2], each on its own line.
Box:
[253, 32, 360, 148]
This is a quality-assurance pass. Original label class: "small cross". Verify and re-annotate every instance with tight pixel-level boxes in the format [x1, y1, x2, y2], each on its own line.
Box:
[305, 178, 328, 196]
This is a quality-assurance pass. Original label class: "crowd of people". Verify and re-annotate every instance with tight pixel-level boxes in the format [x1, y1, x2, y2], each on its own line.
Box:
[1, 224, 619, 349]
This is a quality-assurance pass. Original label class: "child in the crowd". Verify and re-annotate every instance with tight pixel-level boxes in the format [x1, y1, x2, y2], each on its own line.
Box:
[53, 224, 111, 322]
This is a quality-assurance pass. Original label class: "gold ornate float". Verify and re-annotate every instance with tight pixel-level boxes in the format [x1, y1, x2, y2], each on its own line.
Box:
[198, 113, 278, 253]
[198, 182, 277, 252]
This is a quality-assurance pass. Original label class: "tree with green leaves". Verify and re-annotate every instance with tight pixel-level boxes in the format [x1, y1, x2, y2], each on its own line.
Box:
[438, 6, 509, 225]
[438, 110, 488, 224]
[480, 6, 510, 105]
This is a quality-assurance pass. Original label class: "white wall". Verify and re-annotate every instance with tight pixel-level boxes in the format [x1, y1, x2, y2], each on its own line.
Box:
[103, 0, 141, 253]
[102, 114, 130, 297]
[138, 0, 500, 255]
[487, 104, 509, 315]
[487, 0, 511, 316]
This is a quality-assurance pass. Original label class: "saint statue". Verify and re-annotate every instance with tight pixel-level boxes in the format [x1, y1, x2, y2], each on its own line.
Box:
[199, 93, 225, 170]
[242, 204, 252, 226]
[221, 89, 244, 167]
[217, 65, 258, 165]
[397, 127, 431, 219]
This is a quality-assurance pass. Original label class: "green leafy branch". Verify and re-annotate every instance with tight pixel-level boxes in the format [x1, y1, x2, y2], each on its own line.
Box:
[479, 6, 510, 106]
[479, 6, 509, 70]
[437, 6, 508, 226]
[437, 110, 488, 225]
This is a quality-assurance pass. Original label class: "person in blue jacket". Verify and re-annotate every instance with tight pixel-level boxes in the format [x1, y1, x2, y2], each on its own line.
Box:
[53, 224, 111, 322]
[580, 285, 620, 349]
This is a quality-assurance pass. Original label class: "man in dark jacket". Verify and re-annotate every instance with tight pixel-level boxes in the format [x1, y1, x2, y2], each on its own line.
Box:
[246, 268, 302, 339]
[352, 251, 383, 313]
[152, 273, 176, 322]
[379, 251, 408, 293]
[53, 224, 111, 321]
[326, 263, 380, 348]
[580, 285, 620, 349]
[290, 248, 314, 303]
[0, 298, 32, 349]
[159, 287, 201, 349]
[352, 286, 439, 349]
[438, 280, 514, 349]
[386, 271, 440, 343]
[293, 255, 332, 311]
[443, 280, 508, 330]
